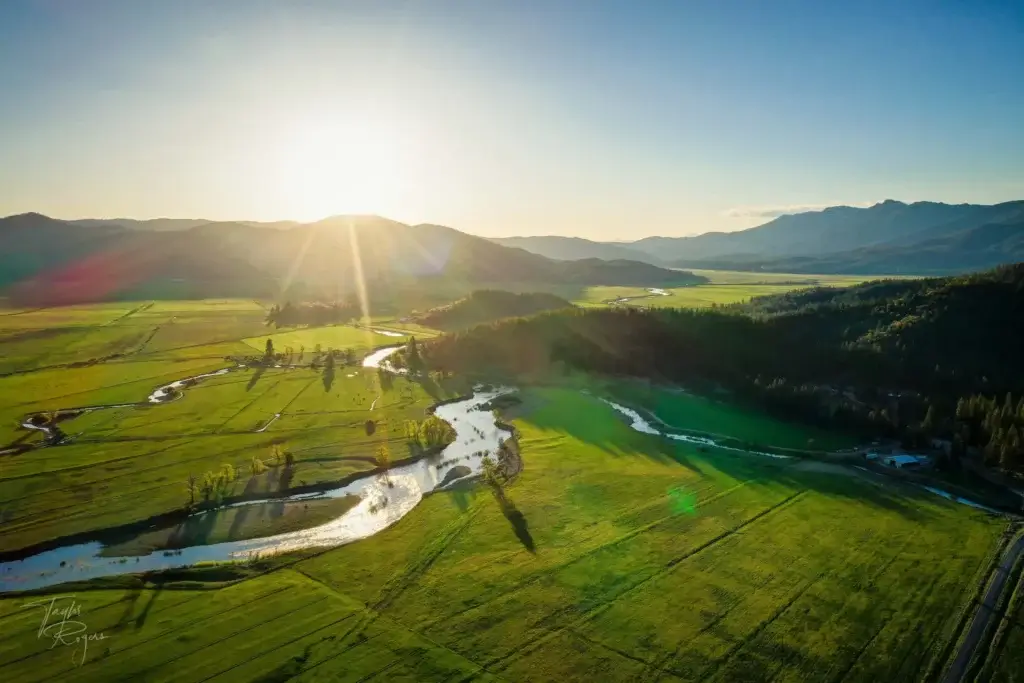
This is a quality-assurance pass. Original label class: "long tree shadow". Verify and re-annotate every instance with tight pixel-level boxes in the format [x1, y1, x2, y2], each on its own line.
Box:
[488, 484, 535, 553]
[134, 582, 164, 630]
[116, 587, 143, 628]
[412, 372, 442, 400]
[322, 364, 335, 392]
[246, 365, 267, 392]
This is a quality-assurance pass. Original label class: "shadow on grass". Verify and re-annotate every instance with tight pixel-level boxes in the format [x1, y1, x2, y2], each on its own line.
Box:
[517, 387, 945, 523]
[487, 482, 535, 553]
[246, 365, 266, 392]
[518, 390, 703, 472]
[134, 582, 164, 629]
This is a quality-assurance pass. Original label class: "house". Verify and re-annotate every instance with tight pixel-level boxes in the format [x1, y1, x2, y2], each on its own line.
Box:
[882, 454, 932, 470]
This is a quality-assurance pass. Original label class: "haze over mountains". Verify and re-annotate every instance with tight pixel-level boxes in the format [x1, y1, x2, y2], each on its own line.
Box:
[495, 200, 1024, 274]
[0, 213, 700, 306]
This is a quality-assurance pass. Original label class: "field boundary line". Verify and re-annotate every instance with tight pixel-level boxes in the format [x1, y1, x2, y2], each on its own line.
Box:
[416, 478, 760, 632]
[189, 611, 358, 683]
[488, 490, 808, 672]
[289, 567, 504, 682]
[112, 595, 340, 682]
[0, 578, 298, 673]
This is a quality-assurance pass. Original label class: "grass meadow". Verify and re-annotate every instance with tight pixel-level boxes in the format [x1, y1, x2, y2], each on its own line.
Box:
[0, 387, 1005, 682]
[0, 301, 466, 553]
[571, 270, 887, 309]
[0, 298, 1005, 682]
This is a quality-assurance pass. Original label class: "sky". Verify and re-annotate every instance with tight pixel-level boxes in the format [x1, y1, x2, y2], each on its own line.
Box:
[0, 0, 1022, 239]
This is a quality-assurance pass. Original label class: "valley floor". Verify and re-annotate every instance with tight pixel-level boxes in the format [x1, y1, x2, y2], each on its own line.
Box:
[0, 299, 1010, 682]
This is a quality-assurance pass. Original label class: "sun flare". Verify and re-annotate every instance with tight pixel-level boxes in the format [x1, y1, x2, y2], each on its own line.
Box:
[278, 119, 411, 221]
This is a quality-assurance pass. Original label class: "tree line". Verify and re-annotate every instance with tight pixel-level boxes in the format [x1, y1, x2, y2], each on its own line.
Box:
[411, 264, 1024, 474]
[266, 300, 360, 328]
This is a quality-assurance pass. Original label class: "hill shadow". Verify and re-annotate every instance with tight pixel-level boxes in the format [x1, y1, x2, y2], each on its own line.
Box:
[517, 391, 704, 472]
[516, 388, 944, 523]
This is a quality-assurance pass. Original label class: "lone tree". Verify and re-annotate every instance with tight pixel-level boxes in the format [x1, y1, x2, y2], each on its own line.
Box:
[186, 473, 198, 507]
[406, 336, 422, 372]
[375, 444, 392, 486]
[264, 338, 275, 361]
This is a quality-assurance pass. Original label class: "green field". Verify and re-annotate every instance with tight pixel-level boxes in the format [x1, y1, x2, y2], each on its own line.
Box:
[0, 302, 466, 553]
[606, 382, 858, 451]
[571, 271, 886, 309]
[0, 299, 1008, 681]
[243, 325, 406, 353]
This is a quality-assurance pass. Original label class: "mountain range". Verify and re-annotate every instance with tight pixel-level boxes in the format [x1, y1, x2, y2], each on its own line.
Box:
[494, 199, 1024, 274]
[0, 213, 702, 306]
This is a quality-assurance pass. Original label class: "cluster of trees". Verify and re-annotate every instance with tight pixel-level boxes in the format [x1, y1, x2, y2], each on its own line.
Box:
[186, 463, 238, 507]
[956, 393, 1024, 472]
[259, 338, 358, 368]
[250, 443, 294, 476]
[265, 300, 360, 328]
[402, 414, 457, 450]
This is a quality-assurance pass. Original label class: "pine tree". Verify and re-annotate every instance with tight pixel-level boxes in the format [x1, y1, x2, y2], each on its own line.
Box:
[921, 405, 936, 436]
[265, 338, 275, 360]
[407, 336, 422, 372]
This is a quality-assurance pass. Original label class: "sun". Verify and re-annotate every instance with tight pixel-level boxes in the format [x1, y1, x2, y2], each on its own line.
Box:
[278, 119, 411, 221]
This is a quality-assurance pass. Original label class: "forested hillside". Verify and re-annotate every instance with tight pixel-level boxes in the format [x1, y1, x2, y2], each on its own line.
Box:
[416, 290, 573, 330]
[416, 264, 1024, 471]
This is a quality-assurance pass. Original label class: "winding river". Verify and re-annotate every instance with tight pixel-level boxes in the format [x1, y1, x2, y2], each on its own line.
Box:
[0, 348, 513, 593]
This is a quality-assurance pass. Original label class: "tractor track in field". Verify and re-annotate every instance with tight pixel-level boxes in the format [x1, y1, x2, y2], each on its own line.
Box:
[941, 532, 1024, 683]
[486, 490, 808, 672]
[415, 477, 771, 634]
[290, 567, 505, 682]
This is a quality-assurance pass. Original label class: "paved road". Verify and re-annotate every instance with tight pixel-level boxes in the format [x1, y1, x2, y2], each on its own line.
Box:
[942, 533, 1024, 683]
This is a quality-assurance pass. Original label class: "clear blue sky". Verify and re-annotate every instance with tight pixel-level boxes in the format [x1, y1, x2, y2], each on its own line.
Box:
[1, 0, 1022, 238]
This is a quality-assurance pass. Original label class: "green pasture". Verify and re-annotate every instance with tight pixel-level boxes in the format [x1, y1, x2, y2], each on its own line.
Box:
[606, 381, 859, 451]
[0, 301, 465, 553]
[0, 387, 1005, 682]
[243, 325, 405, 353]
[570, 270, 889, 310]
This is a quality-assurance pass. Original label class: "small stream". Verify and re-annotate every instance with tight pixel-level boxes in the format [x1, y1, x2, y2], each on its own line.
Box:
[608, 288, 673, 305]
[0, 347, 514, 593]
[605, 398, 1006, 514]
[601, 399, 792, 459]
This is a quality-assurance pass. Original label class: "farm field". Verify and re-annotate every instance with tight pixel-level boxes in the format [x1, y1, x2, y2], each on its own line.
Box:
[0, 301, 467, 554]
[243, 325, 407, 354]
[570, 271, 890, 309]
[605, 382, 858, 451]
[0, 386, 1007, 682]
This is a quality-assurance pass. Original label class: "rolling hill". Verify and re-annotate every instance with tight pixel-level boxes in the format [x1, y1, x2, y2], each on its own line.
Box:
[490, 235, 658, 263]
[494, 200, 1024, 275]
[636, 199, 1024, 262]
[0, 213, 701, 305]
[416, 290, 574, 330]
[670, 220, 1024, 274]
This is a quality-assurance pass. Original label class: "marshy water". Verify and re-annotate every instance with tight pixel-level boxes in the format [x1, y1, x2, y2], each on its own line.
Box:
[0, 347, 514, 592]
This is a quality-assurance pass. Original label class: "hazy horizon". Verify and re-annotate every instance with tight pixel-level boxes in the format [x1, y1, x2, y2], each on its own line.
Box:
[2, 1, 1022, 239]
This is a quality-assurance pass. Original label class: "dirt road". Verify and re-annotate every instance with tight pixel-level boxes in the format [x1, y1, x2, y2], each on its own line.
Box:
[941, 533, 1024, 683]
